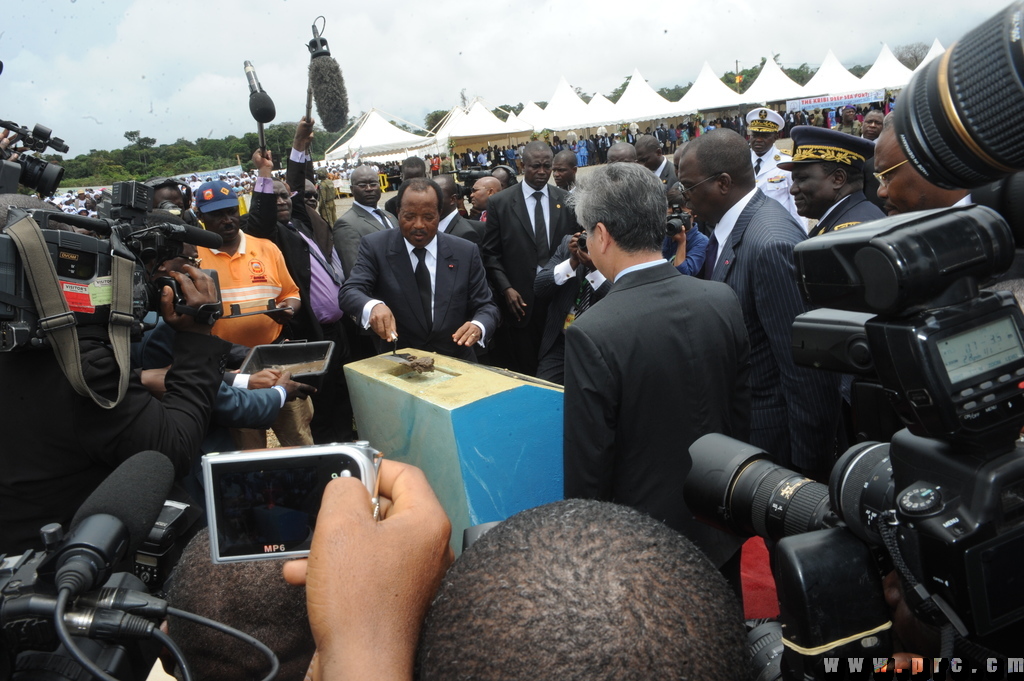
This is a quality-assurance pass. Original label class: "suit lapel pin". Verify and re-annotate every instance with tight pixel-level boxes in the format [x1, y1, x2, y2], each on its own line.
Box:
[448, 264, 455, 269]
[556, 204, 561, 209]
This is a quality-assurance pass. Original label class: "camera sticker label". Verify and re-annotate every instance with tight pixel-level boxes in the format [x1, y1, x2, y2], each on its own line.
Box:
[61, 280, 95, 313]
[88, 277, 113, 306]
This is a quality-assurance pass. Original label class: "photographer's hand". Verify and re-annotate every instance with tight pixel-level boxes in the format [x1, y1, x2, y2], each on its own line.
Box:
[283, 460, 453, 681]
[0, 129, 19, 161]
[162, 265, 219, 335]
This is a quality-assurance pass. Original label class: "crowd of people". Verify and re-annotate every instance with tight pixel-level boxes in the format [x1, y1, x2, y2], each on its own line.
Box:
[0, 97, 983, 679]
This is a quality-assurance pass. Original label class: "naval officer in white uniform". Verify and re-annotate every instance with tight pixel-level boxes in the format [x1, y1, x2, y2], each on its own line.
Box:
[746, 107, 806, 230]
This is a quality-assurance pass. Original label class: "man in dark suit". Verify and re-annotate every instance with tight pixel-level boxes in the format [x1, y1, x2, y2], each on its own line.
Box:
[332, 165, 397, 276]
[779, 126, 884, 237]
[635, 134, 678, 191]
[533, 232, 609, 384]
[482, 141, 575, 375]
[680, 129, 841, 480]
[433, 174, 485, 245]
[339, 178, 499, 362]
[562, 162, 751, 591]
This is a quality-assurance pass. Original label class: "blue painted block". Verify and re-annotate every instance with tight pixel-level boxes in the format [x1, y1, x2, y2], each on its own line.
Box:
[344, 352, 564, 550]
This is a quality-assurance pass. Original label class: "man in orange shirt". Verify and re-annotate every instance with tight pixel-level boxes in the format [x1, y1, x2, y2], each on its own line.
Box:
[194, 180, 309, 447]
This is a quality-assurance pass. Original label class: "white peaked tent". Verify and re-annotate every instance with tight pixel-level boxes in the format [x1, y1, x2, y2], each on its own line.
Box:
[859, 44, 914, 90]
[916, 38, 946, 71]
[587, 93, 617, 123]
[673, 62, 742, 114]
[517, 101, 547, 129]
[612, 68, 673, 123]
[802, 50, 864, 96]
[540, 77, 593, 131]
[325, 109, 432, 160]
[739, 58, 806, 104]
[433, 101, 533, 151]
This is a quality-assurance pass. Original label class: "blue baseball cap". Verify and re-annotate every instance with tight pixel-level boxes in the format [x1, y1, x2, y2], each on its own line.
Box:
[195, 180, 239, 213]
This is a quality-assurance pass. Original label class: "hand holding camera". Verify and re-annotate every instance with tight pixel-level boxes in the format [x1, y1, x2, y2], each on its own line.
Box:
[161, 264, 221, 335]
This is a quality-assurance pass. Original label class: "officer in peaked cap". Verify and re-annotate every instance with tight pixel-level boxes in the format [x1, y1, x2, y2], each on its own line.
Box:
[745, 107, 803, 227]
[779, 126, 884, 237]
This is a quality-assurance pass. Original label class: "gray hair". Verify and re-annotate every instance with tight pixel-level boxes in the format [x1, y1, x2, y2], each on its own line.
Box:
[568, 163, 666, 253]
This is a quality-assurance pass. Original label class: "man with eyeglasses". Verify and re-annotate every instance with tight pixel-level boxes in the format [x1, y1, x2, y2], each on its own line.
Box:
[677, 129, 842, 481]
[333, 164, 398, 276]
[873, 113, 970, 216]
[779, 126, 884, 237]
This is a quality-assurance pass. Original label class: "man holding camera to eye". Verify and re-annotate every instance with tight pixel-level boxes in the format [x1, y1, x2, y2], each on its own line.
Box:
[0, 201, 230, 554]
[533, 231, 609, 384]
[562, 162, 751, 591]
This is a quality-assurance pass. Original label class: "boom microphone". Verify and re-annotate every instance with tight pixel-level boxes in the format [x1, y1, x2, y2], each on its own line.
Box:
[306, 18, 349, 132]
[40, 451, 174, 595]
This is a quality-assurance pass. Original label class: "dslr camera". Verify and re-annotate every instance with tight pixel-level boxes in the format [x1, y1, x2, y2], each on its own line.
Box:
[687, 4, 1024, 677]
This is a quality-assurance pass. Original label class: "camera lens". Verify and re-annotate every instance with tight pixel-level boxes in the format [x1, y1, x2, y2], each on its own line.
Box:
[828, 441, 894, 545]
[685, 434, 836, 541]
[18, 155, 64, 197]
[896, 3, 1024, 188]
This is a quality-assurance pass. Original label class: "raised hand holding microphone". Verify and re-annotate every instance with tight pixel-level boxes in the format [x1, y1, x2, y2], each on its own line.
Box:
[243, 60, 276, 152]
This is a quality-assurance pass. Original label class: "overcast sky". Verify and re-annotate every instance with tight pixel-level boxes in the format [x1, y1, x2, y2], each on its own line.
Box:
[2, 0, 1009, 156]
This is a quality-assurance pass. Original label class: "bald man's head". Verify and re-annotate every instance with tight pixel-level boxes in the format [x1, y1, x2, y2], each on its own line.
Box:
[470, 176, 502, 212]
[607, 142, 638, 164]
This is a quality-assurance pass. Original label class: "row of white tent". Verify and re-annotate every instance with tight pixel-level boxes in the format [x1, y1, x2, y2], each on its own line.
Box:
[325, 40, 945, 162]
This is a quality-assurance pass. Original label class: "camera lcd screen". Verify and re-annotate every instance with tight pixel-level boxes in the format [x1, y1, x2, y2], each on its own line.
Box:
[938, 316, 1024, 385]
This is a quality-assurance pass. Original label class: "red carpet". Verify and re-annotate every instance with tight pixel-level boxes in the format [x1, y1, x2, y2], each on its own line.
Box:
[741, 537, 779, 619]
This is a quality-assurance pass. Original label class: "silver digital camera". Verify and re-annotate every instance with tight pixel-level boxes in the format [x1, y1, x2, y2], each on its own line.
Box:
[202, 442, 382, 563]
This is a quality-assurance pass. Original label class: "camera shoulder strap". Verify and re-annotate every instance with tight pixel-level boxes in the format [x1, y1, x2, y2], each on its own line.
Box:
[6, 214, 134, 410]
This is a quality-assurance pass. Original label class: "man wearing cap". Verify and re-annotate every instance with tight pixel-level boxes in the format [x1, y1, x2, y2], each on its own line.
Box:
[745, 107, 803, 227]
[833, 106, 863, 137]
[780, 127, 885, 237]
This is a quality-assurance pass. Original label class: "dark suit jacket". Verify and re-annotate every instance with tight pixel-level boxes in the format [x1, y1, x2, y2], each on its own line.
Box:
[332, 204, 397, 277]
[534, 234, 610, 362]
[809, 191, 885, 237]
[338, 229, 499, 362]
[657, 159, 678, 190]
[563, 262, 750, 566]
[443, 211, 485, 246]
[481, 183, 576, 328]
[711, 190, 841, 470]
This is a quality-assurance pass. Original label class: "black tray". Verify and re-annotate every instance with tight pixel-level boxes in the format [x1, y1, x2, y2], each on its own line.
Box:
[239, 341, 335, 386]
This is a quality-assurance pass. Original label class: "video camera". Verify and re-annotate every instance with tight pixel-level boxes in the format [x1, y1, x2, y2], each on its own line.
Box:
[456, 168, 491, 199]
[0, 180, 223, 352]
[0, 119, 67, 197]
[686, 4, 1024, 678]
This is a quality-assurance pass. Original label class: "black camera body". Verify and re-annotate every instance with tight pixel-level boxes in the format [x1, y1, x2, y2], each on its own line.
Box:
[456, 169, 492, 199]
[0, 119, 68, 197]
[666, 212, 691, 237]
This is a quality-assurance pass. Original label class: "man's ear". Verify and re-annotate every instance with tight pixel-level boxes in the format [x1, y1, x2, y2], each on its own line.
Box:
[592, 222, 611, 255]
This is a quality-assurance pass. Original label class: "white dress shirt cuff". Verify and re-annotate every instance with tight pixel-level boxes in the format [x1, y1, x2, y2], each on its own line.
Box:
[232, 373, 250, 389]
[271, 385, 288, 407]
[553, 258, 576, 285]
[290, 147, 310, 164]
[470, 320, 487, 347]
[361, 300, 386, 329]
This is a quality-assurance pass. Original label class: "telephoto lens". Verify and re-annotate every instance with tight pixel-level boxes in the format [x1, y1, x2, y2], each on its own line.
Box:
[685, 434, 838, 542]
[896, 2, 1024, 188]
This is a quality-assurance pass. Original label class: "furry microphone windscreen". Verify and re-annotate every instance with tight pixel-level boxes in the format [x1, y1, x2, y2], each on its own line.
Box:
[309, 56, 349, 132]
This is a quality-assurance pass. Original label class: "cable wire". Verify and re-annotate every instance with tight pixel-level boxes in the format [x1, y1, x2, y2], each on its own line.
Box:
[167, 606, 280, 681]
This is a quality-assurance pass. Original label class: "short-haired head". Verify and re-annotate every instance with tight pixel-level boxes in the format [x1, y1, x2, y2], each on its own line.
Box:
[633, 134, 664, 171]
[491, 166, 515, 189]
[687, 129, 755, 188]
[401, 156, 427, 180]
[396, 176, 444, 215]
[166, 529, 314, 681]
[606, 142, 638, 164]
[522, 140, 552, 164]
[553, 149, 577, 168]
[416, 499, 748, 681]
[568, 162, 666, 253]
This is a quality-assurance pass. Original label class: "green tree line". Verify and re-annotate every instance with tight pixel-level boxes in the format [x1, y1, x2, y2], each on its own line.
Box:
[49, 118, 357, 188]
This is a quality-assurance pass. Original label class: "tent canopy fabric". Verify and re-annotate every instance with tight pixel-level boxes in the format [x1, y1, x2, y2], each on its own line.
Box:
[802, 49, 864, 96]
[859, 43, 914, 90]
[673, 62, 742, 114]
[916, 38, 946, 71]
[540, 76, 593, 131]
[517, 101, 547, 129]
[739, 57, 806, 104]
[325, 109, 432, 160]
[611, 69, 673, 123]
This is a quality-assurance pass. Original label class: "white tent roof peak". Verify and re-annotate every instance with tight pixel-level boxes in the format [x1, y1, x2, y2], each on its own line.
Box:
[916, 38, 946, 71]
[673, 61, 742, 114]
[739, 57, 805, 104]
[518, 101, 547, 128]
[542, 76, 592, 130]
[325, 109, 432, 160]
[859, 43, 914, 90]
[802, 49, 863, 96]
[615, 68, 672, 121]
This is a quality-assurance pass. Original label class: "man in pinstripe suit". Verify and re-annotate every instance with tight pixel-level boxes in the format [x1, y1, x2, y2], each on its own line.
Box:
[679, 129, 841, 480]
